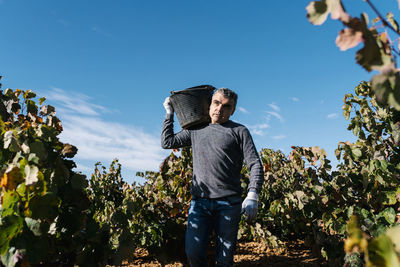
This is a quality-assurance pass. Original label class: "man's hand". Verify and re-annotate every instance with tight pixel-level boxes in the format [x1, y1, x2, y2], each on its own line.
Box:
[163, 97, 174, 115]
[241, 191, 258, 222]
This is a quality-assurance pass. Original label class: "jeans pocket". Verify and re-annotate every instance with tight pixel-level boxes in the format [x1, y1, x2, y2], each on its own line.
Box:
[225, 195, 242, 206]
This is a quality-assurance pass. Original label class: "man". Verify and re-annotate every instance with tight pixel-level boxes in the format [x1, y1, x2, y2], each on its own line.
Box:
[161, 88, 264, 267]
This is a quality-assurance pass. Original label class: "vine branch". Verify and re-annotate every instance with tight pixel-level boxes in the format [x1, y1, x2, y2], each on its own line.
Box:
[365, 0, 400, 36]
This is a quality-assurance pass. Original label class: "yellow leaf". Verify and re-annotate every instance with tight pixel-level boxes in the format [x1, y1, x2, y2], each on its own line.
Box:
[0, 166, 23, 191]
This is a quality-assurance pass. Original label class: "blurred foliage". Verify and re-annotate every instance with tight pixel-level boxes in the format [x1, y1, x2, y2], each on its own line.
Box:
[307, 0, 400, 110]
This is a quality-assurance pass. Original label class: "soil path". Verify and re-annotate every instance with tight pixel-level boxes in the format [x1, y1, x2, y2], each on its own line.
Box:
[116, 240, 326, 267]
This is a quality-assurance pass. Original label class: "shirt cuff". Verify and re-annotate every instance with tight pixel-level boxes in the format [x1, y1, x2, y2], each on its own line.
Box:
[165, 113, 174, 120]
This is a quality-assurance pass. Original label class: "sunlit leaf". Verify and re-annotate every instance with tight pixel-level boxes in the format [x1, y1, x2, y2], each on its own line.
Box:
[382, 207, 396, 224]
[368, 234, 400, 267]
[344, 216, 367, 253]
[306, 1, 329, 25]
[327, 0, 350, 23]
[24, 164, 39, 186]
[2, 191, 20, 216]
[351, 147, 362, 159]
[386, 225, 400, 254]
[382, 191, 397, 205]
[61, 143, 78, 158]
[336, 28, 363, 51]
[3, 130, 19, 152]
[1, 165, 23, 191]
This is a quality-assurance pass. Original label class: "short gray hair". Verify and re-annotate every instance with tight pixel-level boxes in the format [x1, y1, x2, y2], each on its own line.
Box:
[214, 88, 238, 108]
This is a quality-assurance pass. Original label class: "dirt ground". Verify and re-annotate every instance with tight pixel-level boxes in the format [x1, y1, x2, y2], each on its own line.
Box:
[117, 240, 327, 267]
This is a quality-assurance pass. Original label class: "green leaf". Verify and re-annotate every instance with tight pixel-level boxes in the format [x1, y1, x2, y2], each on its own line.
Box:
[392, 122, 400, 145]
[27, 153, 40, 165]
[355, 30, 385, 72]
[3, 131, 19, 152]
[389, 78, 400, 111]
[24, 164, 39, 186]
[28, 192, 59, 220]
[11, 103, 20, 114]
[379, 160, 388, 171]
[71, 173, 87, 190]
[306, 1, 329, 25]
[370, 72, 400, 110]
[30, 141, 47, 162]
[0, 246, 22, 267]
[383, 191, 397, 206]
[386, 225, 400, 254]
[269, 200, 281, 216]
[0, 215, 23, 255]
[16, 183, 26, 198]
[382, 207, 396, 224]
[361, 208, 370, 220]
[2, 191, 20, 217]
[26, 99, 38, 115]
[345, 216, 367, 253]
[24, 90, 36, 99]
[351, 148, 362, 159]
[24, 217, 42, 236]
[38, 97, 46, 106]
[368, 234, 400, 267]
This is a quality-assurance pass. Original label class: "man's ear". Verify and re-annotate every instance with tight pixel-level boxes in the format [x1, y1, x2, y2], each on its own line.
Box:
[231, 107, 235, 116]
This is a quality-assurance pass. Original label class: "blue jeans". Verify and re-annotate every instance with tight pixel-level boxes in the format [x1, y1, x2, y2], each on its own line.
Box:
[185, 195, 242, 267]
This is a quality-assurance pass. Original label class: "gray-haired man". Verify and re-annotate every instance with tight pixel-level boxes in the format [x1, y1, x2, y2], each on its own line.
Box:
[162, 88, 264, 267]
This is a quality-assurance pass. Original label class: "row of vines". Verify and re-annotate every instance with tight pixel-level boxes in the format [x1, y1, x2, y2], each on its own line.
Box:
[1, 77, 400, 266]
[2, 1, 400, 266]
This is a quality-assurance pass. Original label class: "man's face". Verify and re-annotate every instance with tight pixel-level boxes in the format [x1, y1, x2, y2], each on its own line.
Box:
[209, 92, 235, 124]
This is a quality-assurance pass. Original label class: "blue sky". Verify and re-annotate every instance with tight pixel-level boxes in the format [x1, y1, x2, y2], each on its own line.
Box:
[1, 0, 397, 184]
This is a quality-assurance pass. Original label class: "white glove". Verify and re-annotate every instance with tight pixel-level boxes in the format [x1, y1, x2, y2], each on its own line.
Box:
[241, 191, 258, 222]
[163, 97, 174, 115]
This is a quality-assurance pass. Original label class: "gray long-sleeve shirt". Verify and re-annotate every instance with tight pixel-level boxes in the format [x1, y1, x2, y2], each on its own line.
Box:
[161, 114, 264, 198]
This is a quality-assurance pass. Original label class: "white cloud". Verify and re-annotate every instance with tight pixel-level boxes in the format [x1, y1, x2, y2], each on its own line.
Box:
[290, 97, 299, 102]
[268, 103, 280, 112]
[272, 135, 286, 140]
[45, 88, 167, 174]
[248, 123, 269, 136]
[238, 106, 249, 114]
[327, 113, 339, 119]
[47, 87, 108, 116]
[266, 111, 284, 123]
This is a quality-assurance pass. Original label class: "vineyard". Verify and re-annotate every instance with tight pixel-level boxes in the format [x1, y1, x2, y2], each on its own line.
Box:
[0, 78, 400, 266]
[2, 1, 400, 266]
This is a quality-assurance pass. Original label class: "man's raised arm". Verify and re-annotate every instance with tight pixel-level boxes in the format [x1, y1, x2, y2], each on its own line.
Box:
[161, 97, 191, 149]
